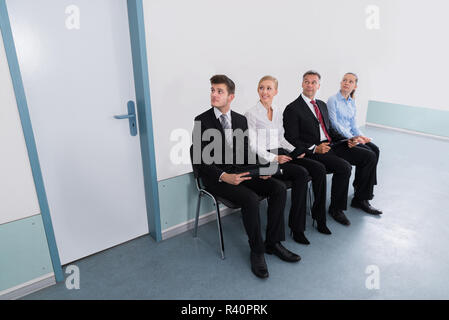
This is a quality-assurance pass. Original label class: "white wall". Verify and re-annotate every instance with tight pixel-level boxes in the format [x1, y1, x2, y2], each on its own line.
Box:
[143, 0, 448, 181]
[0, 31, 40, 224]
[366, 0, 449, 111]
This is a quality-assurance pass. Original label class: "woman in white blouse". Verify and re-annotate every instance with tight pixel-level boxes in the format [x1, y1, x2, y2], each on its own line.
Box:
[245, 76, 331, 245]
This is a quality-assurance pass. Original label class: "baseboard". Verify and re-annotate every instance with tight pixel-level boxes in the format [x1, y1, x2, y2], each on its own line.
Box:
[162, 207, 239, 240]
[0, 273, 55, 300]
[366, 122, 449, 141]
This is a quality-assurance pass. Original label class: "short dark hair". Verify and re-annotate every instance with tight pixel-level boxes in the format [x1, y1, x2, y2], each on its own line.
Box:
[302, 70, 321, 81]
[210, 74, 235, 95]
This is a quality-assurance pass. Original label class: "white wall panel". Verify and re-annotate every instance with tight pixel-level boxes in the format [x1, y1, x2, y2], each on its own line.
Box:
[0, 31, 40, 225]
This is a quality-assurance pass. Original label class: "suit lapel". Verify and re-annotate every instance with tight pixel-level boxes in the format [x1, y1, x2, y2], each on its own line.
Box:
[316, 100, 330, 129]
[297, 96, 319, 125]
[208, 107, 225, 137]
[230, 111, 240, 130]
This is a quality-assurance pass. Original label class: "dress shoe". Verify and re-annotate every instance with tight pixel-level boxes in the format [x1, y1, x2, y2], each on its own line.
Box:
[351, 198, 383, 215]
[316, 222, 332, 235]
[265, 242, 301, 262]
[290, 230, 310, 245]
[250, 251, 269, 279]
[329, 208, 351, 226]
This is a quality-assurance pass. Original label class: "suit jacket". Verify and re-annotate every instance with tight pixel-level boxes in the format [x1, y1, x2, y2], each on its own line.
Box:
[193, 107, 255, 186]
[283, 95, 346, 157]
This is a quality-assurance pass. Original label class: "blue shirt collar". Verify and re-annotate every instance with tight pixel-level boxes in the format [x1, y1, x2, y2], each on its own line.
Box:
[337, 91, 352, 102]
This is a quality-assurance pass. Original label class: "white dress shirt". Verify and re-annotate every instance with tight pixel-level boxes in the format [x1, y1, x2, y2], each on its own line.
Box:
[301, 93, 327, 142]
[245, 101, 295, 163]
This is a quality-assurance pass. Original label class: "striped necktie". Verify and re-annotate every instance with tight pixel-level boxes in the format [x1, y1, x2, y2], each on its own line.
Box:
[311, 100, 332, 142]
[219, 114, 233, 146]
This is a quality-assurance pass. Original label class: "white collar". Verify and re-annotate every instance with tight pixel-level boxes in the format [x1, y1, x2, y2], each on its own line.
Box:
[301, 93, 315, 104]
[213, 107, 231, 120]
[256, 100, 277, 112]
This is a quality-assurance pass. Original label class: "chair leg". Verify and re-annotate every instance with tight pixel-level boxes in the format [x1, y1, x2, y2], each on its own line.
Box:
[214, 201, 225, 260]
[193, 193, 201, 237]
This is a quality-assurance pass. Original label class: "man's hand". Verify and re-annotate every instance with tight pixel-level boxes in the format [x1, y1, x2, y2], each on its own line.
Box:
[315, 142, 330, 154]
[297, 153, 305, 159]
[275, 155, 292, 164]
[259, 176, 271, 180]
[221, 172, 252, 185]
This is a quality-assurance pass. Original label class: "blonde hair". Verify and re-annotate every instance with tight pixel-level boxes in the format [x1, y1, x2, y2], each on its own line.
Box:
[258, 75, 278, 90]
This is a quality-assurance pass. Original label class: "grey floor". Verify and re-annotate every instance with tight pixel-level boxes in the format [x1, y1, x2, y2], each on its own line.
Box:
[24, 126, 449, 300]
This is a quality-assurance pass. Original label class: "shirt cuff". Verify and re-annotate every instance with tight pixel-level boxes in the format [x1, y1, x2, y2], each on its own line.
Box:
[309, 145, 317, 153]
[267, 153, 277, 163]
[219, 172, 225, 182]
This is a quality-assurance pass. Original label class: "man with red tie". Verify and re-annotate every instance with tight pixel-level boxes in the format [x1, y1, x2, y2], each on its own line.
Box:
[283, 71, 382, 226]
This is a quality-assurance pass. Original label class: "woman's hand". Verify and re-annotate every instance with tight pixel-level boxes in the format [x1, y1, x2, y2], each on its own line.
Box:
[276, 155, 292, 164]
[360, 136, 371, 144]
[348, 137, 359, 148]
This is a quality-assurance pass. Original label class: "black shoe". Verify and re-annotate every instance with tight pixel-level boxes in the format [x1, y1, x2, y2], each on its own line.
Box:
[351, 198, 383, 215]
[290, 230, 310, 245]
[316, 222, 332, 235]
[265, 242, 301, 262]
[250, 251, 269, 279]
[329, 208, 351, 226]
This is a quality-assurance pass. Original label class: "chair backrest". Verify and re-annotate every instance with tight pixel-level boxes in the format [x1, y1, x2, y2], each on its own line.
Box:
[190, 145, 204, 191]
[189, 145, 200, 178]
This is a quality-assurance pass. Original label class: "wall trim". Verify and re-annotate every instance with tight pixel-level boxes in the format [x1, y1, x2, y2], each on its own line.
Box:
[162, 207, 238, 240]
[366, 122, 449, 142]
[0, 273, 55, 300]
[366, 100, 449, 138]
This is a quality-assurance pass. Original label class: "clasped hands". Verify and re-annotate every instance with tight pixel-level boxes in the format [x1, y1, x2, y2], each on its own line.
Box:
[348, 136, 371, 148]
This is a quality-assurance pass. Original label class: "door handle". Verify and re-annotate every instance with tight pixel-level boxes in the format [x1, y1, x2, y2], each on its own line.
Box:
[114, 114, 135, 120]
[114, 101, 137, 136]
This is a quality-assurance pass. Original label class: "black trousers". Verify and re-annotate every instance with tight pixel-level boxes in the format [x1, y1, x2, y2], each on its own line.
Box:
[206, 177, 287, 254]
[274, 157, 327, 233]
[307, 142, 378, 210]
[357, 142, 379, 185]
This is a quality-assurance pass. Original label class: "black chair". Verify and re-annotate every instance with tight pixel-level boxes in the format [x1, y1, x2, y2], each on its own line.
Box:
[190, 145, 313, 259]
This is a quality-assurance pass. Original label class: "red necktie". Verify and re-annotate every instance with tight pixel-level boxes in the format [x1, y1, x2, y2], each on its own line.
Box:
[311, 100, 332, 142]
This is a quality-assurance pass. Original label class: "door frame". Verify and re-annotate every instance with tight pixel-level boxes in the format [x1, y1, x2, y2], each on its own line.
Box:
[127, 0, 162, 243]
[0, 0, 162, 283]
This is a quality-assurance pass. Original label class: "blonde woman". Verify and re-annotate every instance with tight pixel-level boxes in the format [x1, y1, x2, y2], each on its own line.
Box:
[245, 76, 331, 246]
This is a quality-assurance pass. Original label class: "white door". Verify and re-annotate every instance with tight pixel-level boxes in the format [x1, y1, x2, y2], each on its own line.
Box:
[0, 29, 40, 225]
[7, 0, 149, 264]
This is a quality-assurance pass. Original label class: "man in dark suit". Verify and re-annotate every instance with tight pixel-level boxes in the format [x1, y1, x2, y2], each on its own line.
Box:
[283, 71, 382, 226]
[193, 75, 300, 279]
